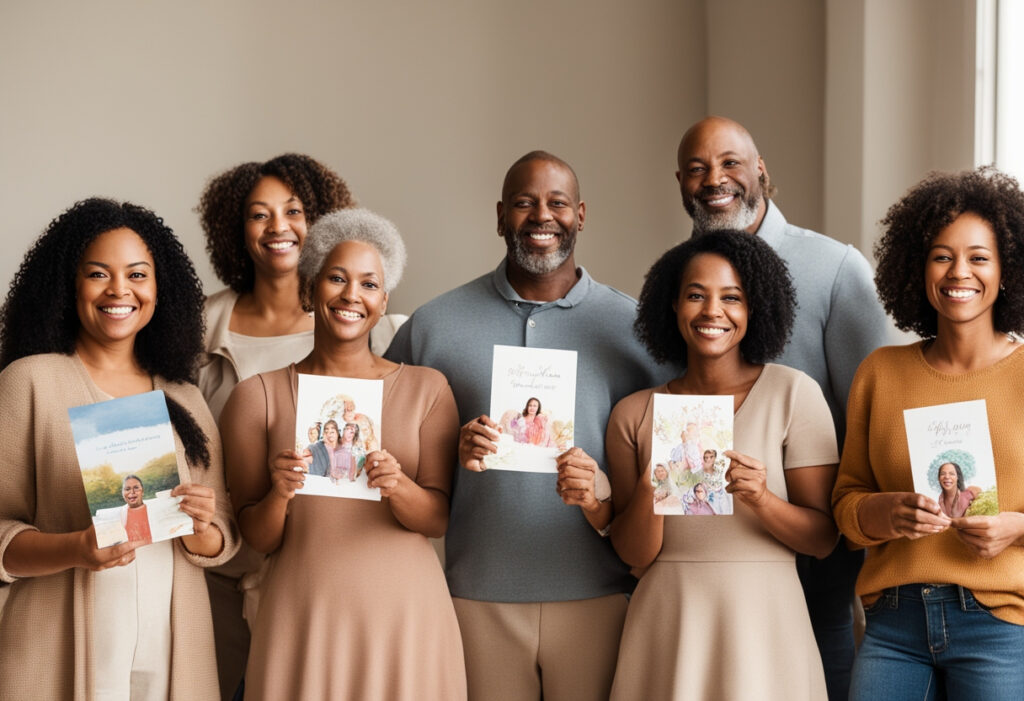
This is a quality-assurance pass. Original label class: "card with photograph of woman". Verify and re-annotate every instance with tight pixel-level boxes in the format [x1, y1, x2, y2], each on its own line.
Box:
[651, 393, 734, 515]
[69, 390, 194, 548]
[484, 345, 577, 472]
[294, 374, 384, 500]
[904, 399, 999, 518]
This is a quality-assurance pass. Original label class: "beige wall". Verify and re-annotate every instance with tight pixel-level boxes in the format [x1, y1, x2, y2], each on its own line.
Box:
[705, 0, 826, 233]
[825, 0, 978, 254]
[0, 0, 982, 313]
[0, 0, 702, 312]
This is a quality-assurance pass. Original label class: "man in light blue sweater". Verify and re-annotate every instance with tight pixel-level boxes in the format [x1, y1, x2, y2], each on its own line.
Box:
[676, 116, 894, 701]
[387, 151, 670, 700]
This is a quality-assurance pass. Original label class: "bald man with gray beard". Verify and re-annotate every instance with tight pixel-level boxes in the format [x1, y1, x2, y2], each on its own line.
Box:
[676, 116, 895, 701]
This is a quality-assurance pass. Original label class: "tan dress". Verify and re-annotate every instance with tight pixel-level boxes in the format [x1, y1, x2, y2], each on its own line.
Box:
[607, 364, 837, 701]
[0, 353, 239, 701]
[221, 364, 466, 701]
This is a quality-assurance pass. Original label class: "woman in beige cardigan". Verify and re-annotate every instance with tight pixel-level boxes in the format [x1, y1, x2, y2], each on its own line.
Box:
[0, 198, 238, 700]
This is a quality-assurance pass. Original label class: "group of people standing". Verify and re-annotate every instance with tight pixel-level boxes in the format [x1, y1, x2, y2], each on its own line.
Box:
[0, 114, 1022, 701]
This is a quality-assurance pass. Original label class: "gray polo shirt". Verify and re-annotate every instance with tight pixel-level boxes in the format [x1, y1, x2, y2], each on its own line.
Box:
[756, 201, 894, 448]
[386, 259, 672, 602]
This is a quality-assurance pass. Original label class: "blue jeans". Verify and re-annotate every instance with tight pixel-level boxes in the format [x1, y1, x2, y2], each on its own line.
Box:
[851, 584, 1024, 701]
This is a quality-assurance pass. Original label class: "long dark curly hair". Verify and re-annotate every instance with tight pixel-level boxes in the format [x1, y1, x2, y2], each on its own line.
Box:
[875, 167, 1024, 338]
[635, 230, 796, 366]
[198, 153, 355, 293]
[0, 198, 211, 467]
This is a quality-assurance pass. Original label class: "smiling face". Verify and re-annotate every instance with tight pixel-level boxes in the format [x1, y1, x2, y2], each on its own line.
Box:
[703, 450, 716, 469]
[654, 464, 669, 481]
[676, 118, 767, 233]
[342, 423, 357, 444]
[122, 477, 144, 508]
[497, 159, 585, 277]
[244, 175, 307, 279]
[76, 228, 157, 352]
[938, 463, 961, 493]
[525, 399, 540, 416]
[308, 426, 320, 443]
[674, 253, 748, 364]
[313, 240, 388, 345]
[925, 212, 1001, 333]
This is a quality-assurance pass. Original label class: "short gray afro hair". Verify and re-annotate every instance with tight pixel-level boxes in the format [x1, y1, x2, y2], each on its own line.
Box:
[299, 208, 407, 304]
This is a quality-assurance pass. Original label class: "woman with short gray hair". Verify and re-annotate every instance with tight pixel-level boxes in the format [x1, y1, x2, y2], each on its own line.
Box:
[221, 208, 466, 700]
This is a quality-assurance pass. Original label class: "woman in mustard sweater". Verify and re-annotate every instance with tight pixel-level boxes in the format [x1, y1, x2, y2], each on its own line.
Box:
[833, 168, 1024, 700]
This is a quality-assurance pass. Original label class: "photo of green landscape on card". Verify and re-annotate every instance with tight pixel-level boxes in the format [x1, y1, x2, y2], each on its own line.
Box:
[69, 390, 192, 548]
[81, 452, 179, 513]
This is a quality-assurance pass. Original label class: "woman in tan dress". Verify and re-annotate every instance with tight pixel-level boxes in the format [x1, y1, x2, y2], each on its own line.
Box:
[198, 154, 356, 699]
[220, 208, 466, 700]
[0, 198, 237, 700]
[607, 231, 838, 700]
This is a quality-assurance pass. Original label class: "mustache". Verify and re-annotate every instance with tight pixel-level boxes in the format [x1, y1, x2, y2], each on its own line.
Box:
[699, 185, 743, 198]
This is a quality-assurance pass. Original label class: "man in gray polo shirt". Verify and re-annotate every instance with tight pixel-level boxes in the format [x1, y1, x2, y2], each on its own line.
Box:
[676, 116, 894, 701]
[386, 151, 668, 700]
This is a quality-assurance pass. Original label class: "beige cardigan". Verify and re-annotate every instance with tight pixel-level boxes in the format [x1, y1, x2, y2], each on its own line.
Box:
[0, 353, 239, 700]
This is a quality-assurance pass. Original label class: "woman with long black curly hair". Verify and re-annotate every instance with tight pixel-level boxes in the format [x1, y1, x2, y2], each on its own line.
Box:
[833, 167, 1024, 700]
[0, 198, 238, 700]
[606, 230, 839, 700]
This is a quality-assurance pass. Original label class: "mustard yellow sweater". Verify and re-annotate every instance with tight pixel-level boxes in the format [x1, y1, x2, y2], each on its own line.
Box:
[833, 342, 1024, 624]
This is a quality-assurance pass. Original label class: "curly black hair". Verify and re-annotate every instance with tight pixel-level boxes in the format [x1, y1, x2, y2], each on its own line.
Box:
[198, 153, 355, 293]
[635, 230, 796, 366]
[875, 167, 1024, 338]
[0, 198, 211, 467]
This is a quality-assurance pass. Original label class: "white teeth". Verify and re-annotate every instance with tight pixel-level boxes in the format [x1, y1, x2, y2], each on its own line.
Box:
[705, 195, 734, 206]
[100, 306, 133, 315]
[943, 289, 977, 299]
[529, 233, 555, 241]
[265, 241, 295, 250]
[696, 326, 726, 336]
[333, 309, 363, 320]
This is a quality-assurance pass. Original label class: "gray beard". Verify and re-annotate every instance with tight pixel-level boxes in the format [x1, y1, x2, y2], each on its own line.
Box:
[690, 194, 761, 232]
[505, 228, 574, 275]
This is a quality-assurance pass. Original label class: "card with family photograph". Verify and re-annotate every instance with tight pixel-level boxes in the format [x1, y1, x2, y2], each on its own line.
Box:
[650, 393, 734, 515]
[484, 345, 577, 473]
[295, 373, 384, 500]
[69, 390, 194, 548]
[903, 399, 999, 518]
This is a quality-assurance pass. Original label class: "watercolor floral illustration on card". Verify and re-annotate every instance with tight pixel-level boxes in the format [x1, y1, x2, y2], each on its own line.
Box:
[651, 393, 734, 515]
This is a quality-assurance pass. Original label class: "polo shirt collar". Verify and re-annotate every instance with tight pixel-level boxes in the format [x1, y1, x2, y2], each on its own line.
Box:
[754, 199, 787, 246]
[491, 258, 593, 308]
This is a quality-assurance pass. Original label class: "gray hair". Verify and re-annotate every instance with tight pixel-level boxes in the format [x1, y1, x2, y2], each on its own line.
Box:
[299, 208, 407, 303]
